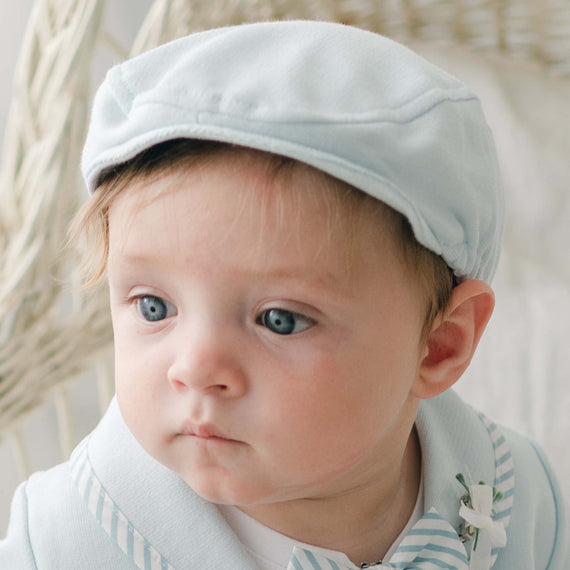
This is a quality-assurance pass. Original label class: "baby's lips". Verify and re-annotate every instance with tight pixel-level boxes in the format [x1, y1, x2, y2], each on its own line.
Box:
[178, 420, 239, 442]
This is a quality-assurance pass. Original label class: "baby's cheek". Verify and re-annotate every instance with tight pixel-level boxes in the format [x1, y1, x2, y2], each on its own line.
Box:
[263, 391, 359, 466]
[114, 349, 164, 439]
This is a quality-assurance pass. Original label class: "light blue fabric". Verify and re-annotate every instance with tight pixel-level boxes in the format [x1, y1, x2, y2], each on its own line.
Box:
[1, 391, 567, 568]
[81, 20, 504, 282]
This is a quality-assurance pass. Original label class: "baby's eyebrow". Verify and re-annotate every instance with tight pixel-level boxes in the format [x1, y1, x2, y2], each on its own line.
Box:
[113, 252, 144, 263]
[111, 236, 185, 263]
[249, 266, 354, 299]
[108, 251, 155, 269]
[111, 250, 354, 300]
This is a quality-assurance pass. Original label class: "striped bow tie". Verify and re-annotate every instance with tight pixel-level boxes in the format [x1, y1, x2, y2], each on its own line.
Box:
[287, 509, 469, 570]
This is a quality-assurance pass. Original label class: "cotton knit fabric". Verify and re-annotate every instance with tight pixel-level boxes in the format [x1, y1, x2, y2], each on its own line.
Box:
[81, 20, 504, 282]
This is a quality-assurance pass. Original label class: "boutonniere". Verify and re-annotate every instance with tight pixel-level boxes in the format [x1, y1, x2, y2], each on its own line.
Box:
[456, 473, 507, 570]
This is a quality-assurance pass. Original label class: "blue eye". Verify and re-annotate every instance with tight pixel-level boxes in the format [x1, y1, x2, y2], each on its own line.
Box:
[138, 296, 175, 322]
[260, 309, 313, 335]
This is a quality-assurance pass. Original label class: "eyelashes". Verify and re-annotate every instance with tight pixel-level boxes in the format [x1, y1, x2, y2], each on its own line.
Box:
[132, 295, 316, 335]
[258, 308, 315, 335]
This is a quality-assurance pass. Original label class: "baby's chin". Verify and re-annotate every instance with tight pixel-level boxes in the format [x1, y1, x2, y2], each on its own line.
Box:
[179, 472, 282, 507]
[174, 462, 336, 508]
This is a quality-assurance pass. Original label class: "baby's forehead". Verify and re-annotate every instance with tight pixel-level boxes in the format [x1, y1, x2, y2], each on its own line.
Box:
[117, 145, 388, 233]
[112, 146, 396, 270]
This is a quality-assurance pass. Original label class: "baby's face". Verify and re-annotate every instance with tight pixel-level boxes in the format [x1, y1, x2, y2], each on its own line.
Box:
[107, 155, 426, 507]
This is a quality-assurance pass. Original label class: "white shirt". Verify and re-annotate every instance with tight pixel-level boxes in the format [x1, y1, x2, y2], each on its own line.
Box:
[218, 478, 424, 570]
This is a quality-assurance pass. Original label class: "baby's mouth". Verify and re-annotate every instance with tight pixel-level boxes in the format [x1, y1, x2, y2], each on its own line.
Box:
[177, 421, 240, 443]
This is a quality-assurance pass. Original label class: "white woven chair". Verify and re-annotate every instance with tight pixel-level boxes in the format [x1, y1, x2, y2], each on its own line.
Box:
[1, 0, 569, 535]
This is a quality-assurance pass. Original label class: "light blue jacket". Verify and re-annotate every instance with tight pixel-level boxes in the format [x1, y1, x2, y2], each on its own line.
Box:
[1, 390, 567, 569]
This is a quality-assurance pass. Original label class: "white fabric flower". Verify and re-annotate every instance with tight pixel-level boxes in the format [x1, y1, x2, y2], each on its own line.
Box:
[459, 484, 507, 570]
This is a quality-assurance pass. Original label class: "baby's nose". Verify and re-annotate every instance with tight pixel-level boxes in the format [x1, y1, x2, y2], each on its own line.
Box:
[167, 335, 247, 397]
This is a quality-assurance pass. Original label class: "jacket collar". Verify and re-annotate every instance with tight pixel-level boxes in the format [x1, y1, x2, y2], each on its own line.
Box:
[73, 398, 257, 569]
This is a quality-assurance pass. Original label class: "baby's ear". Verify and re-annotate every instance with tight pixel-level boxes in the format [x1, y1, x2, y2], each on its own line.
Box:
[413, 279, 495, 400]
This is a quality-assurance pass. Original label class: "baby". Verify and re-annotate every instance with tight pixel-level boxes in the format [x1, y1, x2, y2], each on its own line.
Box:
[1, 20, 567, 570]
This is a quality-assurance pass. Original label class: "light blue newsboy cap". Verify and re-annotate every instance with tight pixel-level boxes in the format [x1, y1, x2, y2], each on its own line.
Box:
[82, 20, 504, 282]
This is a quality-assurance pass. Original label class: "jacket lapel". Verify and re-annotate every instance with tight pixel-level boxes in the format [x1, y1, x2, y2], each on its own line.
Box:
[416, 390, 497, 529]
[414, 391, 514, 568]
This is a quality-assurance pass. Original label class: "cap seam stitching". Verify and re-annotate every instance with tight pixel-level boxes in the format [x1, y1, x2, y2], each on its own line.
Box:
[123, 87, 478, 126]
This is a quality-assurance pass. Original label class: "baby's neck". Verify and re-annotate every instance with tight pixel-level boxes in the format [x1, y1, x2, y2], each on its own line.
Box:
[239, 428, 422, 566]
